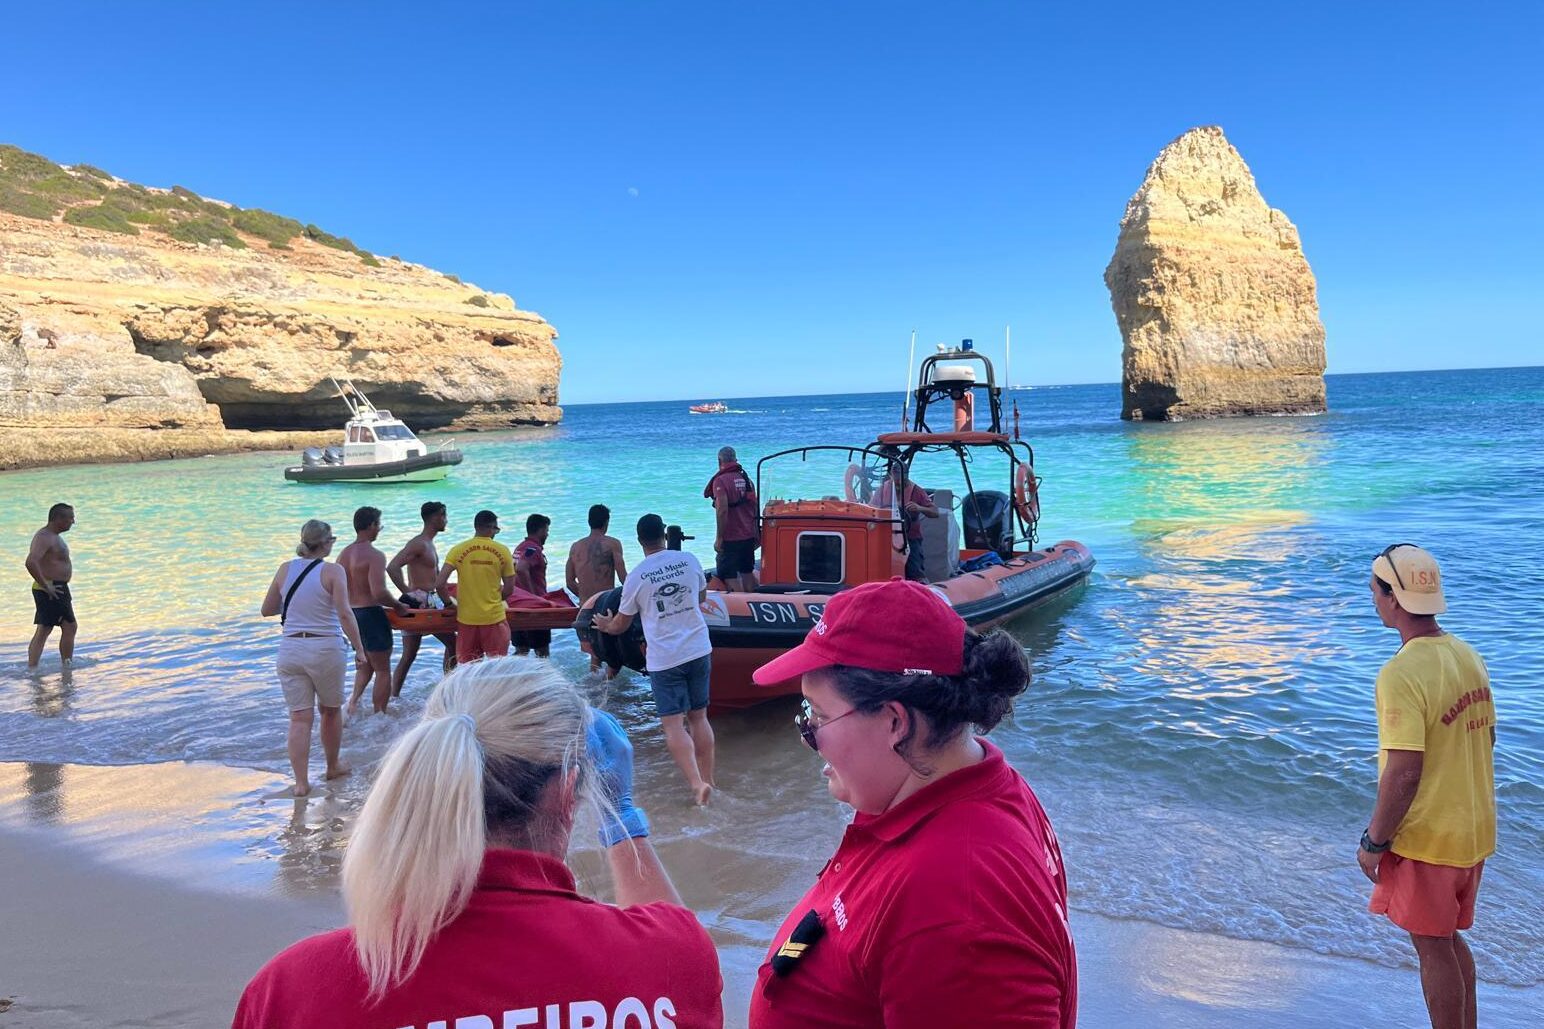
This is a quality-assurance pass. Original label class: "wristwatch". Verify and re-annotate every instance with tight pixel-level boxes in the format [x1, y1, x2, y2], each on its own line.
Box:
[1360, 829, 1392, 854]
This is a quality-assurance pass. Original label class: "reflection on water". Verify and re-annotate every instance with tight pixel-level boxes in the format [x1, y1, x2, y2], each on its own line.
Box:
[22, 761, 64, 826]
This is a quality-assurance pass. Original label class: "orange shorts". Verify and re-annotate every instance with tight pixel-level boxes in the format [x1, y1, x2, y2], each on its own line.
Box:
[456, 621, 511, 664]
[1369, 852, 1484, 938]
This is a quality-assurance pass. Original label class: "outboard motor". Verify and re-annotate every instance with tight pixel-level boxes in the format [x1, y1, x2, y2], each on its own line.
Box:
[577, 586, 648, 676]
[323, 445, 345, 465]
[961, 490, 1014, 559]
[301, 447, 325, 467]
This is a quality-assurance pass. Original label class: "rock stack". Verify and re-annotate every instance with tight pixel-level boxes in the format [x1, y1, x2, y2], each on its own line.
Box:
[1105, 126, 1326, 421]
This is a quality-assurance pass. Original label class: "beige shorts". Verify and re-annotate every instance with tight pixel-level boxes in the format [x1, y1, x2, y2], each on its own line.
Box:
[277, 635, 347, 710]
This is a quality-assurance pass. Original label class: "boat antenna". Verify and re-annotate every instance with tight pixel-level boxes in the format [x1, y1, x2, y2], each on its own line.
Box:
[1007, 325, 1022, 441]
[900, 329, 916, 431]
[329, 376, 361, 417]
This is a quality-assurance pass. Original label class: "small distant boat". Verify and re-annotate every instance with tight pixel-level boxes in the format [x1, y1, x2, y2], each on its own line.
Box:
[284, 379, 463, 484]
[689, 401, 729, 415]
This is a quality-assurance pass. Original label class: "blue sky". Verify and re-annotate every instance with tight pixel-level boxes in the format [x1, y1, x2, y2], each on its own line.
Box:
[3, 2, 1539, 403]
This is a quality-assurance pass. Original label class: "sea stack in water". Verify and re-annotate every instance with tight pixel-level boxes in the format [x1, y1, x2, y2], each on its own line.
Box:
[1105, 126, 1326, 421]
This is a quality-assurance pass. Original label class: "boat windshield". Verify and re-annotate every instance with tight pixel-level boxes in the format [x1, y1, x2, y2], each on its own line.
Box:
[757, 446, 899, 516]
[372, 423, 418, 441]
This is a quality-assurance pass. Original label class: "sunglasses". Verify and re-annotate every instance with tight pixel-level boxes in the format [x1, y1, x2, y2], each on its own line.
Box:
[795, 698, 860, 752]
[1375, 542, 1419, 592]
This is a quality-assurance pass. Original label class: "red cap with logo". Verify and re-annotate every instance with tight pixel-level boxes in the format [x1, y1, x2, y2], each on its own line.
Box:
[752, 577, 967, 686]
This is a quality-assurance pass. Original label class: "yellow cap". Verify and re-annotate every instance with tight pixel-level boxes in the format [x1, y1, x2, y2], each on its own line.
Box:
[1372, 545, 1446, 615]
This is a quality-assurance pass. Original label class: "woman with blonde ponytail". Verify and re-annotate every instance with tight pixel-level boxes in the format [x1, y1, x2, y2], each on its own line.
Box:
[234, 657, 723, 1028]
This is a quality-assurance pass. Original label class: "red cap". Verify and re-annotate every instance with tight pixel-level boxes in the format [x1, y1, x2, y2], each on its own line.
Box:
[752, 577, 967, 686]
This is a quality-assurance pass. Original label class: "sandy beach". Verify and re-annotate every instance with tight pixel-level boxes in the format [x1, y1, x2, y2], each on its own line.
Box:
[3, 815, 1539, 1028]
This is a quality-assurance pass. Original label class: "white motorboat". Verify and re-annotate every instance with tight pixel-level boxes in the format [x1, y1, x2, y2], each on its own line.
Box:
[284, 380, 462, 484]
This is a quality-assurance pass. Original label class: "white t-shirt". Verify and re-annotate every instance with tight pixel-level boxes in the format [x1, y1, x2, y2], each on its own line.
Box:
[619, 549, 711, 672]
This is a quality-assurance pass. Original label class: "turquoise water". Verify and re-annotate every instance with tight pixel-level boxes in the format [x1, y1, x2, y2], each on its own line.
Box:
[1, 367, 1541, 993]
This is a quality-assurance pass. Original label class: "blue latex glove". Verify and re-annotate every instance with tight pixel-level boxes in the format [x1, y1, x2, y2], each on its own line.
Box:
[586, 708, 650, 847]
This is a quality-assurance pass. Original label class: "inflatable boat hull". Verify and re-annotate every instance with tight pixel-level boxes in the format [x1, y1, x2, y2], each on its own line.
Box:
[701, 540, 1093, 709]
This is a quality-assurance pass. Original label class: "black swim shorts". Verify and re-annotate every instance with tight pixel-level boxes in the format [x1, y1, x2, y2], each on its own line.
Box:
[716, 538, 757, 579]
[352, 606, 394, 653]
[514, 628, 553, 651]
[32, 584, 76, 627]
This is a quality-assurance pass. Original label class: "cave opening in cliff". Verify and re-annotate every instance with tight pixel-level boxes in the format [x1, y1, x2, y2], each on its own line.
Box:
[215, 395, 474, 432]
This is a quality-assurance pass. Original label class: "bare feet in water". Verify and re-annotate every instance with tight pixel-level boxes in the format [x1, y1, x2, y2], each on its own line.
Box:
[287, 783, 312, 798]
[693, 781, 713, 806]
[325, 764, 352, 781]
[345, 698, 361, 720]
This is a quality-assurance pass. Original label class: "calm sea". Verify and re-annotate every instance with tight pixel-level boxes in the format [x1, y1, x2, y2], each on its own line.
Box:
[1, 367, 1540, 991]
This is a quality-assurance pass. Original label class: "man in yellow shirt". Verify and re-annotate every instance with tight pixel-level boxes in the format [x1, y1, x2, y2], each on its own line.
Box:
[1358, 544, 1496, 1029]
[436, 509, 517, 664]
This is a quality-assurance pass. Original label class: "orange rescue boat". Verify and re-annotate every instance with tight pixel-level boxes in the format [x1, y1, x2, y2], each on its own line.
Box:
[579, 344, 1095, 709]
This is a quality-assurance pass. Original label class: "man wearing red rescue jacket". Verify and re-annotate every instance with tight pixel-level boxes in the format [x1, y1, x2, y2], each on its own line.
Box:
[705, 446, 759, 592]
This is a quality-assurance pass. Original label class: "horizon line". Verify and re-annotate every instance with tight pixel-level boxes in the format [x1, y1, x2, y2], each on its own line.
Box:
[560, 363, 1542, 408]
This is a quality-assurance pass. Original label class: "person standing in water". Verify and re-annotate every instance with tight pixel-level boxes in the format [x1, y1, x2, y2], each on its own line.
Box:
[340, 507, 407, 716]
[565, 504, 629, 674]
[1359, 544, 1496, 1029]
[260, 520, 365, 797]
[437, 510, 517, 664]
[513, 513, 553, 659]
[25, 503, 77, 669]
[593, 514, 716, 805]
[706, 446, 759, 592]
[388, 501, 457, 696]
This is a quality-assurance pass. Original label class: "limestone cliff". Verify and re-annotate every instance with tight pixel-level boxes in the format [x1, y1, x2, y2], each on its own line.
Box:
[0, 145, 560, 470]
[1104, 126, 1326, 421]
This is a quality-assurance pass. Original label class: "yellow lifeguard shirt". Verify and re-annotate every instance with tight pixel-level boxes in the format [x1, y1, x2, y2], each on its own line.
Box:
[444, 537, 515, 626]
[1375, 634, 1497, 867]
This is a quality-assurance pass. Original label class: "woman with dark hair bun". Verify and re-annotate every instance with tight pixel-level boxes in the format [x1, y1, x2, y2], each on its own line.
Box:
[747, 578, 1076, 1028]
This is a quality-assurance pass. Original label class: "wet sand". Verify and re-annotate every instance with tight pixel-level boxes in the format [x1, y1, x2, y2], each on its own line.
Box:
[3, 823, 1540, 1028]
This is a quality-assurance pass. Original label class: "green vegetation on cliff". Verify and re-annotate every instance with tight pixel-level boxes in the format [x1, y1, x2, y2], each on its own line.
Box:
[0, 143, 380, 264]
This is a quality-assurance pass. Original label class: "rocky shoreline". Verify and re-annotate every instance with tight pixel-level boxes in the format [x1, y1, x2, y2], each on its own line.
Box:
[1, 147, 563, 471]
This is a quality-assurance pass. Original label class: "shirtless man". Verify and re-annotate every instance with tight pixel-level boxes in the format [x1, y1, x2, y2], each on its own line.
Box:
[387, 501, 456, 696]
[565, 504, 628, 673]
[25, 503, 77, 669]
[339, 506, 406, 715]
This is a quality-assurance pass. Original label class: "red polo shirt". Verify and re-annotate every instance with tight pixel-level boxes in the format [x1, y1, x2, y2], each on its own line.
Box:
[748, 740, 1076, 1028]
[234, 849, 723, 1029]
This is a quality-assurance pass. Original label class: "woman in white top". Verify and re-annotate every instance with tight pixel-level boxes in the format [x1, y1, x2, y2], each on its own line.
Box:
[261, 519, 364, 797]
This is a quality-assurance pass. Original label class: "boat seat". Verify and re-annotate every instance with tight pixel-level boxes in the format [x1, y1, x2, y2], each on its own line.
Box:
[919, 488, 959, 583]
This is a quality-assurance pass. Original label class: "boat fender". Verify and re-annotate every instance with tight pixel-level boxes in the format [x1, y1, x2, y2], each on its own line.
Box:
[579, 586, 648, 674]
[1014, 463, 1040, 525]
[843, 463, 866, 503]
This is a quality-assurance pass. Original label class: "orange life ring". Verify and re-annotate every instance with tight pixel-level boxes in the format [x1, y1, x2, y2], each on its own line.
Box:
[844, 463, 865, 502]
[1014, 463, 1040, 525]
